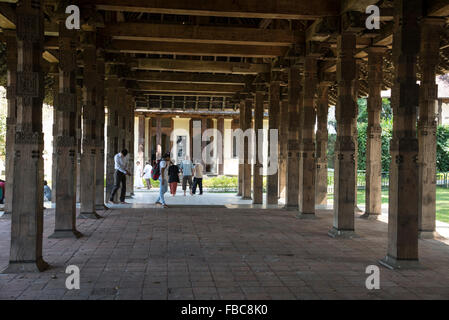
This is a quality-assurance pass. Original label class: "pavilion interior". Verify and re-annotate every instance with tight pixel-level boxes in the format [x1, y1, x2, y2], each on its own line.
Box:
[0, 0, 449, 300]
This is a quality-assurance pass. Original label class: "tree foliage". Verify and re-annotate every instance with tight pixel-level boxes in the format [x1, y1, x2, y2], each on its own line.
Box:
[437, 125, 449, 172]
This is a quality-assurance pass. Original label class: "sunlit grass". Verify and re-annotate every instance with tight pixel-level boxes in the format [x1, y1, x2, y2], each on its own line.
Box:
[328, 187, 449, 223]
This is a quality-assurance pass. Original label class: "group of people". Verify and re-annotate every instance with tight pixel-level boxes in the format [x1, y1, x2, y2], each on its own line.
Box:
[109, 149, 204, 208]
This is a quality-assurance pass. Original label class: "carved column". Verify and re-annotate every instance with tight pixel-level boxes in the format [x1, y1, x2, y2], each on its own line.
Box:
[106, 75, 119, 199]
[315, 83, 329, 208]
[362, 48, 385, 219]
[328, 32, 357, 238]
[380, 0, 422, 269]
[285, 66, 301, 209]
[51, 72, 58, 204]
[418, 18, 444, 239]
[242, 96, 253, 200]
[76, 84, 82, 203]
[299, 57, 317, 218]
[79, 31, 100, 219]
[126, 94, 135, 197]
[267, 74, 281, 205]
[278, 88, 289, 200]
[50, 20, 82, 238]
[3, 31, 17, 217]
[95, 48, 106, 210]
[3, 0, 49, 272]
[237, 100, 244, 196]
[253, 88, 265, 204]
[217, 117, 224, 175]
[138, 115, 145, 169]
[156, 116, 162, 158]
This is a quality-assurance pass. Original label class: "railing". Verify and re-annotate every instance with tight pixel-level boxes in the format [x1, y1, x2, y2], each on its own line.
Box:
[327, 170, 449, 193]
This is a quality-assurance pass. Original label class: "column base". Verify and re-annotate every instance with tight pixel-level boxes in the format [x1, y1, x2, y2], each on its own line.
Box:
[241, 196, 252, 200]
[95, 204, 109, 211]
[252, 200, 263, 205]
[297, 213, 317, 220]
[1, 259, 50, 273]
[284, 205, 299, 211]
[418, 230, 439, 240]
[49, 229, 83, 239]
[328, 227, 358, 239]
[236, 192, 242, 197]
[78, 211, 103, 219]
[359, 212, 381, 220]
[379, 255, 421, 270]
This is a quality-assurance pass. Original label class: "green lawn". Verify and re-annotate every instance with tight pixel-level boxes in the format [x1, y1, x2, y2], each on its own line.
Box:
[329, 187, 449, 223]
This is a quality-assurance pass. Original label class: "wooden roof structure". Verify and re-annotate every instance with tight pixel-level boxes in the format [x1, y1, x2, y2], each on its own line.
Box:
[1, 0, 449, 111]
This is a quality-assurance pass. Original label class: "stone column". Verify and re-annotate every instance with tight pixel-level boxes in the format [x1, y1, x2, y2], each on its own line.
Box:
[379, 0, 422, 269]
[299, 57, 317, 218]
[253, 89, 265, 204]
[156, 116, 162, 158]
[51, 73, 58, 204]
[95, 49, 106, 210]
[242, 97, 253, 200]
[138, 115, 145, 167]
[418, 18, 444, 239]
[3, 31, 17, 218]
[50, 21, 82, 238]
[328, 32, 357, 238]
[126, 94, 135, 197]
[3, 0, 49, 272]
[315, 83, 329, 208]
[217, 117, 224, 175]
[237, 101, 244, 197]
[267, 75, 281, 205]
[362, 48, 385, 219]
[76, 84, 82, 203]
[201, 117, 207, 170]
[79, 31, 100, 219]
[106, 76, 119, 199]
[285, 66, 301, 209]
[278, 91, 289, 199]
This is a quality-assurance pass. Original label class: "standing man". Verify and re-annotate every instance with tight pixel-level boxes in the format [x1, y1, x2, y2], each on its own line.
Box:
[109, 149, 131, 204]
[155, 152, 170, 208]
[180, 155, 194, 196]
[192, 160, 204, 195]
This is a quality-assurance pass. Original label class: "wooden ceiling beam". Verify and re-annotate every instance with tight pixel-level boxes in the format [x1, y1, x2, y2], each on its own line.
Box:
[105, 40, 287, 58]
[134, 58, 270, 74]
[134, 82, 244, 94]
[102, 22, 297, 46]
[84, 0, 340, 20]
[126, 71, 247, 85]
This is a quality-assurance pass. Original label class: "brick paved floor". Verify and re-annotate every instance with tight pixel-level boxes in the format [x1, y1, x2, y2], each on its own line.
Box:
[1, 204, 449, 300]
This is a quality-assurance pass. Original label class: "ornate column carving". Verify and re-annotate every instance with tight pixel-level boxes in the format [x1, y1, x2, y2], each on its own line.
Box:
[285, 66, 301, 209]
[95, 47, 106, 210]
[252, 86, 265, 205]
[106, 73, 119, 199]
[418, 18, 444, 239]
[50, 20, 82, 238]
[328, 32, 357, 238]
[380, 0, 422, 269]
[278, 86, 289, 200]
[299, 57, 318, 218]
[3, 30, 17, 217]
[3, 0, 49, 272]
[361, 47, 385, 219]
[242, 96, 253, 200]
[267, 72, 281, 205]
[315, 83, 330, 208]
[217, 117, 225, 175]
[79, 30, 100, 218]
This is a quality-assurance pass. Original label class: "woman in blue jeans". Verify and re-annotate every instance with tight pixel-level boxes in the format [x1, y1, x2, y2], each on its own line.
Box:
[155, 153, 171, 208]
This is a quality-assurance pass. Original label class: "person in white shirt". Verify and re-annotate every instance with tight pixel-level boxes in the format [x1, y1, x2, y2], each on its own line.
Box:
[142, 161, 153, 190]
[192, 160, 204, 195]
[108, 149, 130, 204]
